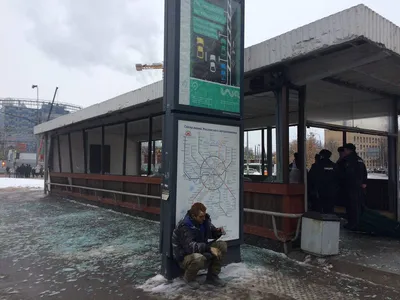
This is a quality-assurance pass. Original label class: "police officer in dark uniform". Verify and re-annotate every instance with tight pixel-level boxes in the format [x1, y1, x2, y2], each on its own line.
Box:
[336, 146, 346, 208]
[307, 153, 320, 210]
[342, 143, 368, 230]
[337, 146, 345, 163]
[308, 149, 338, 214]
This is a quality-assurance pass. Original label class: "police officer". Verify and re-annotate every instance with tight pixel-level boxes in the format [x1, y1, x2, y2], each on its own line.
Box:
[308, 149, 338, 214]
[336, 146, 346, 208]
[342, 143, 367, 230]
[312, 153, 321, 167]
[307, 153, 320, 210]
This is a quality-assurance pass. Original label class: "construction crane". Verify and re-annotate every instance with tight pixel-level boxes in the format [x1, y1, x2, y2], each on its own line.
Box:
[135, 63, 164, 71]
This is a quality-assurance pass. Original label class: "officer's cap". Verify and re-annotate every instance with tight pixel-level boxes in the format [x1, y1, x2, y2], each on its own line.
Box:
[319, 149, 332, 159]
[343, 143, 356, 151]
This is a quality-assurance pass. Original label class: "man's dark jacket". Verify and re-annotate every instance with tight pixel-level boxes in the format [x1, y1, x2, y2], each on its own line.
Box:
[343, 152, 368, 190]
[172, 212, 222, 262]
[308, 158, 339, 212]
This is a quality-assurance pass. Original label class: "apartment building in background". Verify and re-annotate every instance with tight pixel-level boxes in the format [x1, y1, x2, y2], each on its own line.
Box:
[324, 130, 388, 170]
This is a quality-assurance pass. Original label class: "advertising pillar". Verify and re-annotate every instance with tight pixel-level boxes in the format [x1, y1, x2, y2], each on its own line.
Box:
[161, 0, 245, 280]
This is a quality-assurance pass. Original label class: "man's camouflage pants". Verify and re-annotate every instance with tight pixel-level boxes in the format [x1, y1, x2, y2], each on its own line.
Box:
[180, 241, 227, 281]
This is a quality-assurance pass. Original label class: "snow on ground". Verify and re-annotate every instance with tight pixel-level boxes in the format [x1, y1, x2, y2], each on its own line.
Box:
[138, 244, 398, 300]
[1, 191, 399, 299]
[0, 192, 160, 285]
[138, 262, 269, 299]
[0, 177, 44, 189]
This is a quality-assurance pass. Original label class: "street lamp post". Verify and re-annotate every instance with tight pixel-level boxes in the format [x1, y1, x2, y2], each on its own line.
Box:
[32, 85, 39, 165]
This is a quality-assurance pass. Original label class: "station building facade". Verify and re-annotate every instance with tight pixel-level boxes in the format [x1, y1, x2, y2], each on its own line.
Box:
[35, 4, 400, 248]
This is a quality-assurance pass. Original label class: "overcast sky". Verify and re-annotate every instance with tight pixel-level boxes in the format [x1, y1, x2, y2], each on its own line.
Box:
[1, 0, 399, 108]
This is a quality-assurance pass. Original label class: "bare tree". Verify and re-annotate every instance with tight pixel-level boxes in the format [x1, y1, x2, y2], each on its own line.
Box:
[288, 133, 323, 169]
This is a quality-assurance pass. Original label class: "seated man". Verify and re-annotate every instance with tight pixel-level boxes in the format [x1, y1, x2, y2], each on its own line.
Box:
[172, 202, 227, 289]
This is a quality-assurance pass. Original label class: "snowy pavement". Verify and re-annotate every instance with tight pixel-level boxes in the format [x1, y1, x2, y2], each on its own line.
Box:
[0, 190, 399, 299]
[0, 178, 44, 190]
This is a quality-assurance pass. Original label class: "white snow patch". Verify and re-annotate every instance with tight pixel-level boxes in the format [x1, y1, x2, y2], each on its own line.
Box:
[138, 263, 264, 295]
[105, 208, 160, 224]
[64, 199, 100, 209]
[0, 178, 44, 189]
[65, 198, 160, 224]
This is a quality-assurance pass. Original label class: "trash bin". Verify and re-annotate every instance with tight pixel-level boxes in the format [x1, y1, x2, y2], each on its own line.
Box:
[301, 211, 341, 256]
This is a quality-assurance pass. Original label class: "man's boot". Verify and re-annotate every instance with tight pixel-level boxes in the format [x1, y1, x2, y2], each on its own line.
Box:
[205, 273, 226, 287]
[183, 271, 200, 290]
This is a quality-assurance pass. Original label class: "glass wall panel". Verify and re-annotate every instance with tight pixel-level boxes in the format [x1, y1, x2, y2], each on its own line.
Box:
[150, 115, 163, 176]
[307, 82, 390, 132]
[70, 131, 84, 173]
[104, 124, 124, 175]
[52, 137, 60, 172]
[126, 118, 149, 176]
[86, 127, 102, 174]
[346, 132, 388, 176]
[59, 134, 70, 173]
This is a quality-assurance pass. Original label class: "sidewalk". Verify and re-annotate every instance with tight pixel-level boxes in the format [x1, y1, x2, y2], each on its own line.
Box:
[0, 189, 399, 299]
[289, 228, 400, 290]
[141, 244, 399, 300]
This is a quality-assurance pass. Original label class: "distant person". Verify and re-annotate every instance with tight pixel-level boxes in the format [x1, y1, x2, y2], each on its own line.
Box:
[342, 143, 368, 230]
[307, 153, 321, 209]
[172, 202, 227, 289]
[289, 152, 300, 172]
[6, 166, 10, 178]
[312, 153, 320, 167]
[308, 149, 339, 214]
[26, 165, 31, 178]
[337, 146, 345, 163]
[289, 152, 302, 183]
[35, 164, 41, 178]
[20, 164, 26, 178]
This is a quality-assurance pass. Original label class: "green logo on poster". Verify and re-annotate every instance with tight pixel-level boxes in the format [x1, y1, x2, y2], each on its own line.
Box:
[220, 87, 240, 99]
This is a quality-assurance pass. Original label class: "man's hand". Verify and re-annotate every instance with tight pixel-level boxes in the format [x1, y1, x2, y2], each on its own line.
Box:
[218, 227, 226, 235]
[361, 184, 367, 189]
[210, 247, 221, 260]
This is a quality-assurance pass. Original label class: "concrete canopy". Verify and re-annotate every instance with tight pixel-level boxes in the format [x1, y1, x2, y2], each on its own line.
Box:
[35, 4, 400, 135]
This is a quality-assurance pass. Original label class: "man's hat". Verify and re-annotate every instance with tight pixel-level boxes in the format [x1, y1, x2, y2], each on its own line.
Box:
[343, 143, 356, 151]
[337, 146, 344, 152]
[319, 149, 332, 159]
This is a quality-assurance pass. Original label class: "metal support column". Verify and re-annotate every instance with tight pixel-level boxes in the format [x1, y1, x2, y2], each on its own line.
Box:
[342, 131, 347, 145]
[276, 85, 290, 183]
[153, 140, 156, 172]
[82, 130, 87, 174]
[101, 126, 105, 174]
[68, 133, 73, 173]
[57, 135, 62, 172]
[161, 0, 245, 280]
[44, 133, 49, 194]
[298, 86, 306, 184]
[122, 122, 128, 176]
[261, 129, 265, 175]
[388, 99, 399, 219]
[299, 85, 308, 212]
[147, 117, 153, 176]
[267, 127, 273, 179]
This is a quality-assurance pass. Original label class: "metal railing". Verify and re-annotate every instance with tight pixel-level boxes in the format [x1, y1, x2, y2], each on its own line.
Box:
[47, 182, 161, 202]
[48, 182, 303, 253]
[244, 208, 303, 254]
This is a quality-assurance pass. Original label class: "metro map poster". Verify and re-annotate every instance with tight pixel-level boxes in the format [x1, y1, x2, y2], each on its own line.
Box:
[179, 0, 242, 114]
